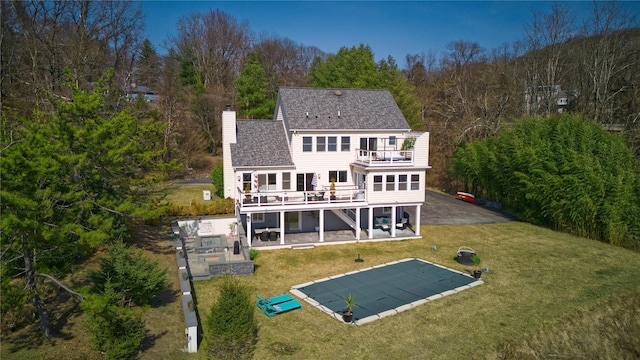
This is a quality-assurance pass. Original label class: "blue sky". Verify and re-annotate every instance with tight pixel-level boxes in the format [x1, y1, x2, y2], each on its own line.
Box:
[140, 1, 639, 65]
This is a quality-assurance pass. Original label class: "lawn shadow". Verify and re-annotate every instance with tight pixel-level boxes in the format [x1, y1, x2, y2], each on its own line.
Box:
[139, 329, 168, 353]
[150, 287, 179, 308]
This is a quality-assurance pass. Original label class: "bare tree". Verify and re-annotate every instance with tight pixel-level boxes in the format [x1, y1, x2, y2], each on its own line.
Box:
[522, 3, 575, 115]
[577, 0, 638, 125]
[2, 0, 143, 111]
[173, 9, 253, 92]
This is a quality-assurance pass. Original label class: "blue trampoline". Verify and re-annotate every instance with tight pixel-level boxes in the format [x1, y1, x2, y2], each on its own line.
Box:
[290, 258, 482, 325]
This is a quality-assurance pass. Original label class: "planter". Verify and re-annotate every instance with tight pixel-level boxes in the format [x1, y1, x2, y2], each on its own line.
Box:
[473, 270, 482, 279]
[342, 311, 353, 323]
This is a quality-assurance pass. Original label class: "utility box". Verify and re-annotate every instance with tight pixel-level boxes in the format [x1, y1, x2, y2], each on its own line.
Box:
[202, 190, 211, 201]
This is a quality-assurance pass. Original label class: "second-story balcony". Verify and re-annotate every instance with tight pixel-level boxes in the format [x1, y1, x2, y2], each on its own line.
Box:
[237, 186, 366, 210]
[354, 149, 414, 166]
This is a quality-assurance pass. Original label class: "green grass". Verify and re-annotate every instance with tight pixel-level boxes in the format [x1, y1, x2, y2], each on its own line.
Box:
[3, 222, 639, 359]
[191, 222, 640, 359]
[161, 183, 218, 206]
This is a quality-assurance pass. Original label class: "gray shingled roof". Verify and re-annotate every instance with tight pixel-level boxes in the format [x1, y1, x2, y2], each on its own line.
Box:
[230, 120, 294, 168]
[277, 87, 410, 131]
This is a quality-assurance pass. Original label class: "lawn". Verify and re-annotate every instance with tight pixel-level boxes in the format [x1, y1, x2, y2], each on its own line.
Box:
[191, 222, 640, 359]
[2, 221, 639, 359]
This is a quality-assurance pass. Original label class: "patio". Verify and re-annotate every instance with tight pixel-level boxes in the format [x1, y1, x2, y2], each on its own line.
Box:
[249, 226, 418, 249]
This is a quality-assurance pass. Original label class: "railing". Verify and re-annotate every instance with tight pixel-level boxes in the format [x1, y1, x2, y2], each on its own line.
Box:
[236, 186, 366, 208]
[355, 149, 414, 166]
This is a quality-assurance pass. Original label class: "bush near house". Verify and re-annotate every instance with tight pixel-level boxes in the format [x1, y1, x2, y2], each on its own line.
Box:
[165, 197, 235, 217]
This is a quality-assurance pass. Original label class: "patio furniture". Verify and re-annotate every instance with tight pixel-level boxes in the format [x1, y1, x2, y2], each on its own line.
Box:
[269, 231, 279, 241]
[259, 230, 269, 241]
[256, 294, 302, 318]
[375, 216, 391, 231]
[396, 218, 408, 230]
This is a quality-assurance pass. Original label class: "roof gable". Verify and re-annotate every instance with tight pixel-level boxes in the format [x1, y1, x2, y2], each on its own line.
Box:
[230, 120, 293, 168]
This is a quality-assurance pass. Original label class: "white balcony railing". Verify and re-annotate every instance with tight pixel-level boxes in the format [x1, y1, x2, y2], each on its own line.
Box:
[354, 149, 414, 166]
[237, 186, 366, 208]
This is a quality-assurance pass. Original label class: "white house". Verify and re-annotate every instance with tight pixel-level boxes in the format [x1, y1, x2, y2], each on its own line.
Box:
[222, 87, 430, 247]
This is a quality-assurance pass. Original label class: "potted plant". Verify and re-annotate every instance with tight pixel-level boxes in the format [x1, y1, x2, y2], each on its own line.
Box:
[244, 183, 251, 201]
[471, 254, 482, 279]
[329, 178, 336, 200]
[187, 300, 195, 312]
[249, 248, 259, 261]
[342, 294, 355, 323]
[400, 136, 416, 158]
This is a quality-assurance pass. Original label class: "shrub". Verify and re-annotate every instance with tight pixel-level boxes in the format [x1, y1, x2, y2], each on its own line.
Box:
[211, 165, 224, 198]
[91, 243, 168, 306]
[206, 276, 257, 360]
[81, 280, 146, 360]
[165, 197, 235, 217]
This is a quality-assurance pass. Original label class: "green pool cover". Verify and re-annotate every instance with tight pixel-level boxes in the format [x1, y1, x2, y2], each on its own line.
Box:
[290, 258, 482, 325]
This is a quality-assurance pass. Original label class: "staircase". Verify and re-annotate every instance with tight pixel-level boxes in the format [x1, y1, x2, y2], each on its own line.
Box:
[331, 209, 357, 229]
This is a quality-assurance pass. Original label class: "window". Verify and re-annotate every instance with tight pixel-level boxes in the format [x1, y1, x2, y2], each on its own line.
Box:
[252, 213, 264, 223]
[268, 173, 276, 190]
[383, 207, 392, 215]
[328, 136, 337, 151]
[389, 136, 396, 146]
[242, 173, 251, 192]
[373, 175, 383, 191]
[258, 173, 276, 191]
[303, 137, 312, 152]
[329, 170, 347, 183]
[411, 174, 420, 190]
[398, 174, 408, 190]
[297, 173, 315, 191]
[282, 172, 291, 190]
[317, 136, 326, 151]
[341, 136, 350, 151]
[386, 175, 395, 191]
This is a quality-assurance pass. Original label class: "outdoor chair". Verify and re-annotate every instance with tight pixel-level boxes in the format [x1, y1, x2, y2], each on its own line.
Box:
[256, 294, 302, 318]
[260, 231, 269, 241]
[269, 231, 278, 241]
[396, 218, 408, 230]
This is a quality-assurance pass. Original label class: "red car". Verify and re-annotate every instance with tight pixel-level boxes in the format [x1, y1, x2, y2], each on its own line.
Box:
[455, 191, 476, 204]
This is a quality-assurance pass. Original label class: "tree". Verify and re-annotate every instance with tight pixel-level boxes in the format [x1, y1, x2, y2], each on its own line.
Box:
[206, 276, 257, 360]
[450, 113, 640, 249]
[308, 44, 421, 127]
[134, 39, 162, 90]
[0, 71, 169, 337]
[2, 1, 144, 113]
[236, 58, 275, 119]
[211, 165, 224, 198]
[172, 9, 252, 92]
[522, 3, 575, 115]
[91, 243, 168, 306]
[81, 280, 146, 360]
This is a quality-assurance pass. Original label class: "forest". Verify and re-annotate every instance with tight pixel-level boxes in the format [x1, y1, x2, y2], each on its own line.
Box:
[1, 0, 639, 356]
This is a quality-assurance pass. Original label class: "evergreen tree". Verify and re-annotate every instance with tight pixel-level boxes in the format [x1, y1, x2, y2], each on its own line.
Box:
[307, 44, 421, 127]
[0, 70, 171, 337]
[81, 279, 146, 359]
[236, 58, 275, 119]
[91, 243, 168, 306]
[206, 276, 257, 360]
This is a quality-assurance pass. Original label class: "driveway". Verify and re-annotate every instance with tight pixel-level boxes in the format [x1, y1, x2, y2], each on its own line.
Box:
[416, 190, 514, 225]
